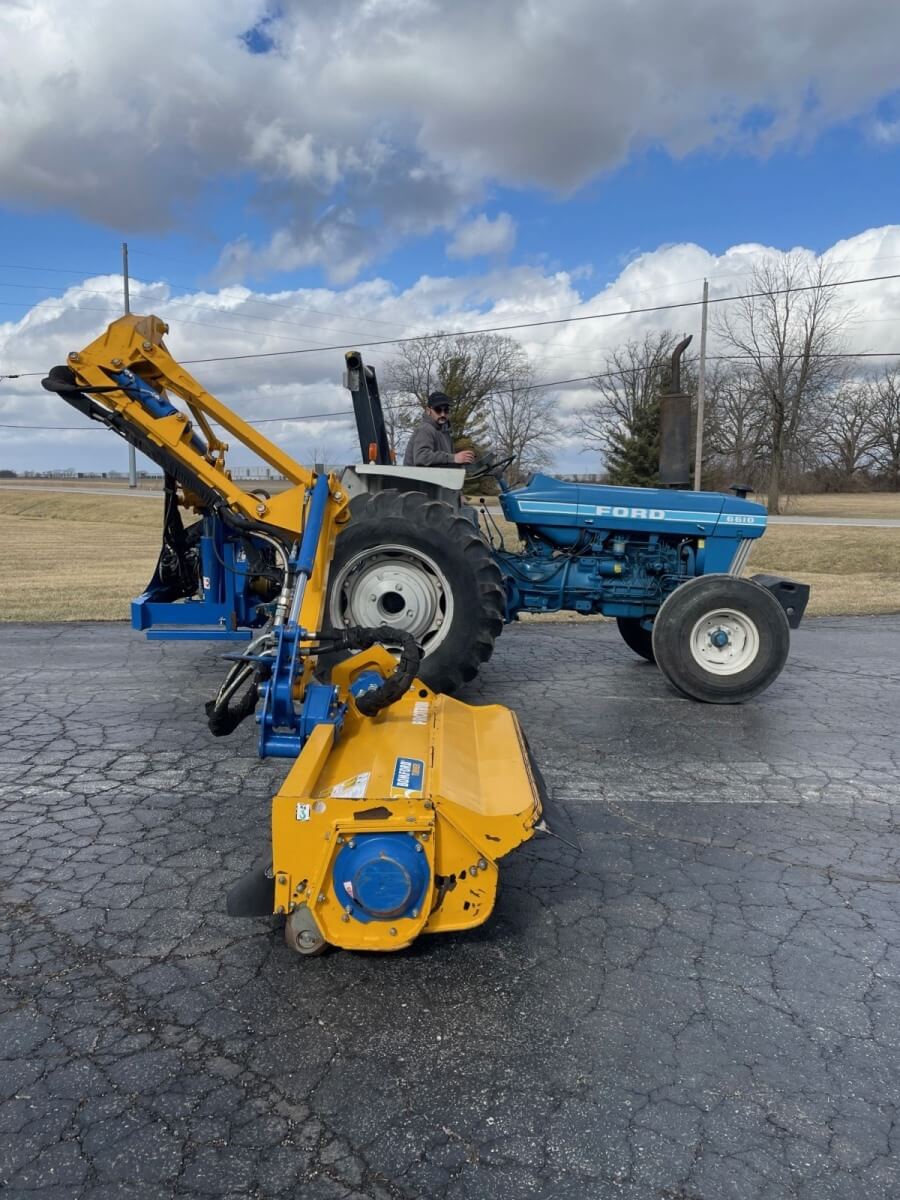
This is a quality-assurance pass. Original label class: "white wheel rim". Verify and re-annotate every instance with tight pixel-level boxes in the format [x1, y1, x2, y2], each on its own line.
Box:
[688, 608, 760, 676]
[328, 544, 454, 658]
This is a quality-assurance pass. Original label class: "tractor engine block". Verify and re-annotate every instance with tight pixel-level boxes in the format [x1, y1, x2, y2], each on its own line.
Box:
[495, 533, 699, 620]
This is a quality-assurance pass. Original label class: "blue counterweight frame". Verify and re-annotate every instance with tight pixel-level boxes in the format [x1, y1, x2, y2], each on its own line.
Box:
[115, 371, 275, 641]
[132, 514, 268, 641]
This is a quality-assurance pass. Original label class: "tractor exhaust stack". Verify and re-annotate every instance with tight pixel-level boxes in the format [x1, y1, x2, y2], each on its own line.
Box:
[658, 334, 693, 489]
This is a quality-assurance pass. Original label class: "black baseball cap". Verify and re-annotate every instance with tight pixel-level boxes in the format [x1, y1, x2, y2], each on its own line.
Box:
[427, 391, 451, 412]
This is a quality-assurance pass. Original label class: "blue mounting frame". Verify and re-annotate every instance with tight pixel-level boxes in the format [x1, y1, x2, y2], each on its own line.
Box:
[132, 515, 271, 641]
[255, 475, 345, 760]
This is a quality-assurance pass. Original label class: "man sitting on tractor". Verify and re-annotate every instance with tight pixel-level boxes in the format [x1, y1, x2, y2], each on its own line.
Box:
[403, 392, 475, 468]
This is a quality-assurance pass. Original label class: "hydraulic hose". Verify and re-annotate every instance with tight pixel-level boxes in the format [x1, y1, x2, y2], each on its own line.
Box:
[205, 675, 260, 737]
[326, 625, 422, 716]
[205, 624, 421, 737]
[205, 632, 274, 737]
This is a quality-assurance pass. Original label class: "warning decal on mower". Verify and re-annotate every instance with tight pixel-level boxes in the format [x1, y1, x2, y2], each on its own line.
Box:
[329, 772, 370, 799]
[391, 757, 425, 795]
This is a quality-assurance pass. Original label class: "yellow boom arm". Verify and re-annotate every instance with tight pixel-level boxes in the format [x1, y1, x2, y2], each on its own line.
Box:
[58, 312, 348, 635]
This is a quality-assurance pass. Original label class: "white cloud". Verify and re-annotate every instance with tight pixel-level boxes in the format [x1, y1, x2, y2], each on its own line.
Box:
[870, 118, 900, 145]
[447, 213, 516, 259]
[3, 225, 900, 474]
[3, 2, 900, 279]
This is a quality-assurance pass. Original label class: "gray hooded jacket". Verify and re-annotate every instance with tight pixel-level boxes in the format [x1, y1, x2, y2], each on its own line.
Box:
[403, 413, 455, 467]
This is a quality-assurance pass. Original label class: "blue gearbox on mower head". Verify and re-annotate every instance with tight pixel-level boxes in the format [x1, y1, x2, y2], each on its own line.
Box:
[332, 833, 431, 923]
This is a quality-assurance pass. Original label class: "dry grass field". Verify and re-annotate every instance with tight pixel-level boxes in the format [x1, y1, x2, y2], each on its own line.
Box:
[781, 492, 900, 519]
[0, 488, 897, 622]
[0, 491, 161, 621]
[6, 479, 900, 518]
[740, 526, 900, 616]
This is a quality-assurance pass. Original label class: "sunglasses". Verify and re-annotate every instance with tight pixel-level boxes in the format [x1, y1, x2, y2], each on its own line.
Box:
[431, 405, 450, 414]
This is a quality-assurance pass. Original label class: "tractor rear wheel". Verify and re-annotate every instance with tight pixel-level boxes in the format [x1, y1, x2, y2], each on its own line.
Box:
[616, 617, 655, 663]
[651, 574, 790, 704]
[324, 490, 505, 694]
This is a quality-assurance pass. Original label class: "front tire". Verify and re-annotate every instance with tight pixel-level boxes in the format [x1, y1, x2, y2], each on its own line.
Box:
[325, 490, 505, 694]
[651, 575, 790, 704]
[616, 616, 655, 663]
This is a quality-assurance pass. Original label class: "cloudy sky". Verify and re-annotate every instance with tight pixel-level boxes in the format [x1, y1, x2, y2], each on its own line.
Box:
[1, 0, 899, 474]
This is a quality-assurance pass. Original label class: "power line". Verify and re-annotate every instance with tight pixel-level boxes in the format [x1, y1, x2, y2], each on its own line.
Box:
[0, 408, 357, 431]
[4, 347, 900, 392]
[6, 255, 900, 361]
[7, 346, 900, 431]
[0, 278, 404, 346]
[0, 299, 114, 314]
[4, 268, 900, 382]
[0, 262, 112, 277]
[169, 270, 900, 367]
[5, 346, 900, 394]
[513, 309, 900, 371]
[6, 247, 900, 335]
[130, 247, 900, 326]
[0, 258, 416, 335]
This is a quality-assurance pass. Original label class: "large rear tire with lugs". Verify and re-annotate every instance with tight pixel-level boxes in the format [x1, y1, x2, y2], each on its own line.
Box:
[324, 490, 505, 694]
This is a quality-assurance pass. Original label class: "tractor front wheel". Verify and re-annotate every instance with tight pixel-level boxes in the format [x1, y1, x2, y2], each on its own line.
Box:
[651, 575, 790, 704]
[616, 616, 655, 663]
[325, 490, 505, 694]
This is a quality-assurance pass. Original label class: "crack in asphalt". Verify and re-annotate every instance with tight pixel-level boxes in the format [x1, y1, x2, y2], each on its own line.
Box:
[1, 618, 900, 1199]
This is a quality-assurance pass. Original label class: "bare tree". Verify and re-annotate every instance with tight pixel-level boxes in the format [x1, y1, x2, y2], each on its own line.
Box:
[487, 376, 560, 482]
[870, 365, 900, 489]
[577, 330, 687, 458]
[703, 362, 768, 486]
[376, 392, 406, 459]
[715, 253, 846, 513]
[819, 379, 880, 485]
[383, 332, 533, 453]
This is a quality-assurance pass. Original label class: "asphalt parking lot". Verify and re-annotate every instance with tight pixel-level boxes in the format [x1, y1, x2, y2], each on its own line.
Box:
[2, 617, 900, 1200]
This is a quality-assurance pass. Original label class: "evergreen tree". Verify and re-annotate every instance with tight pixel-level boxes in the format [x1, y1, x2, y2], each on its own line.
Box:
[605, 398, 660, 486]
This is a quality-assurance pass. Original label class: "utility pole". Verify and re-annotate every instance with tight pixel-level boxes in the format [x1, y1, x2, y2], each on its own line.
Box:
[123, 241, 137, 488]
[693, 277, 709, 491]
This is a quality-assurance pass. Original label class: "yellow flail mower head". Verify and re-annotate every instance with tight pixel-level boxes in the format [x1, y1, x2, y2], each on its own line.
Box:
[42, 313, 550, 957]
[258, 647, 544, 955]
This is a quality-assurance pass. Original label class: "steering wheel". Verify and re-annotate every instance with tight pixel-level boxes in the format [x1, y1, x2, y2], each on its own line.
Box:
[465, 453, 517, 480]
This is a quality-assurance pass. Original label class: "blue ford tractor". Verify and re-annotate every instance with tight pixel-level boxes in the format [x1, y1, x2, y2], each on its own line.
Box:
[134, 339, 808, 703]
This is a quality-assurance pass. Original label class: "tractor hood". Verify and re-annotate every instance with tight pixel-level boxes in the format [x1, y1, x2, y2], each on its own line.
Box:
[500, 475, 767, 543]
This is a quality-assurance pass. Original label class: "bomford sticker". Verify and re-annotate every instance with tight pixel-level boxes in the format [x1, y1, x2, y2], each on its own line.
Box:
[391, 756, 425, 795]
